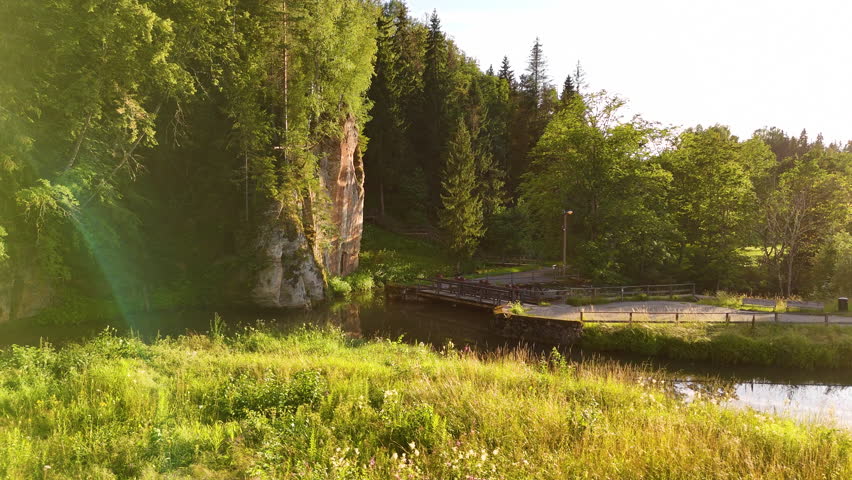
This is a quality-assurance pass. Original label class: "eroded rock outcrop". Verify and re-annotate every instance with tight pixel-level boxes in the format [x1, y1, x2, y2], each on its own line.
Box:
[319, 115, 364, 277]
[251, 116, 365, 308]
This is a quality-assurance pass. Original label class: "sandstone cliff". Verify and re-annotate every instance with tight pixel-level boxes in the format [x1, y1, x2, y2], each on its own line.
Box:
[250, 116, 365, 308]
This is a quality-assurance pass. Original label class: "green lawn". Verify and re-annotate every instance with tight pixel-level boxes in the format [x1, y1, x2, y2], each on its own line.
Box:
[355, 224, 545, 286]
[0, 326, 849, 478]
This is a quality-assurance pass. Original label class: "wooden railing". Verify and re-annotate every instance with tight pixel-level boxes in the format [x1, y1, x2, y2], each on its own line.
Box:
[546, 283, 696, 301]
[417, 280, 697, 306]
[419, 279, 544, 305]
[576, 310, 852, 325]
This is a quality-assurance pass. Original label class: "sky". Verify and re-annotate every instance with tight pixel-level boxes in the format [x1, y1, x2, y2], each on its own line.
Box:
[405, 0, 852, 144]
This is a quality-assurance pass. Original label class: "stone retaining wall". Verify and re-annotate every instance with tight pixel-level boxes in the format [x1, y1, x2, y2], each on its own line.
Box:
[492, 306, 583, 345]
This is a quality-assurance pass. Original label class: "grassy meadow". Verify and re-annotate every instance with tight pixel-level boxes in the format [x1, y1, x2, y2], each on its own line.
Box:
[582, 322, 852, 370]
[0, 325, 850, 479]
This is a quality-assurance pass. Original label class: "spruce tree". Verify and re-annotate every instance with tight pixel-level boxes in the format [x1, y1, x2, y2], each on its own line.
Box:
[363, 8, 399, 218]
[439, 119, 485, 264]
[522, 38, 550, 106]
[573, 61, 587, 95]
[497, 55, 515, 89]
[420, 10, 451, 214]
[467, 79, 505, 217]
[560, 74, 576, 104]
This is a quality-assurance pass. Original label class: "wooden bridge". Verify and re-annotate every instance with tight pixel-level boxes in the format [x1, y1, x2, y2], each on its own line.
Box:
[411, 279, 545, 308]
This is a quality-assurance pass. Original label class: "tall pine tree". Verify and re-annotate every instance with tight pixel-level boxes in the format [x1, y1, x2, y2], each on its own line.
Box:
[497, 55, 515, 90]
[439, 119, 485, 264]
[419, 10, 451, 215]
[560, 74, 576, 106]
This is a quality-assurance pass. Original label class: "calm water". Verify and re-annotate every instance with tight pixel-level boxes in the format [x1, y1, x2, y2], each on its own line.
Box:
[2, 298, 850, 428]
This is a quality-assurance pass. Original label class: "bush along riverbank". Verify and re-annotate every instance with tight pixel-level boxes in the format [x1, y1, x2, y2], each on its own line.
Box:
[1, 326, 850, 478]
[581, 323, 852, 370]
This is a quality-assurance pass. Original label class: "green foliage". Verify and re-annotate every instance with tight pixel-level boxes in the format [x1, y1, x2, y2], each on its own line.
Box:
[328, 277, 353, 297]
[359, 224, 455, 283]
[508, 301, 526, 315]
[521, 92, 674, 282]
[207, 369, 328, 420]
[325, 271, 377, 298]
[0, 226, 6, 262]
[209, 312, 226, 342]
[439, 120, 485, 261]
[701, 291, 745, 309]
[348, 271, 376, 292]
[582, 323, 852, 369]
[811, 231, 852, 297]
[28, 292, 119, 326]
[660, 126, 773, 289]
[758, 154, 852, 296]
[0, 327, 849, 478]
[0, 0, 379, 314]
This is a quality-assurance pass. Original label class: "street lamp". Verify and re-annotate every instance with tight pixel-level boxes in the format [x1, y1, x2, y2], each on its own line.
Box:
[562, 210, 573, 276]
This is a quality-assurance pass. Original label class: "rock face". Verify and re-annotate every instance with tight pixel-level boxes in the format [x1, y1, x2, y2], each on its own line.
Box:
[251, 116, 365, 308]
[251, 198, 327, 308]
[319, 115, 364, 277]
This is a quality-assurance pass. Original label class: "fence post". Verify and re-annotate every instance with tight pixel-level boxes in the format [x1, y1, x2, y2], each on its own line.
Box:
[580, 310, 584, 322]
[752, 314, 756, 328]
[725, 313, 730, 324]
[621, 288, 624, 301]
[675, 312, 679, 324]
[670, 285, 674, 298]
[774, 312, 779, 323]
[825, 314, 829, 324]
[692, 284, 696, 296]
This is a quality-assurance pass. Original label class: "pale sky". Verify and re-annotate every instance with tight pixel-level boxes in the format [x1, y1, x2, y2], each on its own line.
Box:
[406, 0, 852, 144]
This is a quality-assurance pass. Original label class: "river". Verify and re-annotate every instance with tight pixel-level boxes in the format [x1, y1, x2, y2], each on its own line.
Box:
[1, 297, 850, 429]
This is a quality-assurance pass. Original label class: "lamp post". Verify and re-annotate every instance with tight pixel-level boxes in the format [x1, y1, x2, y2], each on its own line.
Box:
[562, 210, 573, 276]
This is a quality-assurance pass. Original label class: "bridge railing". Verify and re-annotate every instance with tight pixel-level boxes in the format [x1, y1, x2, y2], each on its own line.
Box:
[421, 279, 543, 305]
[417, 280, 697, 306]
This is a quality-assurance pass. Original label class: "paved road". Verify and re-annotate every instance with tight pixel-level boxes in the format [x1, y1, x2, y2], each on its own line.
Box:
[526, 301, 852, 324]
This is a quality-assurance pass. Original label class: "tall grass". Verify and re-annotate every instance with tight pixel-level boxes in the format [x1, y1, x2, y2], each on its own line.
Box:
[582, 322, 852, 369]
[0, 325, 848, 478]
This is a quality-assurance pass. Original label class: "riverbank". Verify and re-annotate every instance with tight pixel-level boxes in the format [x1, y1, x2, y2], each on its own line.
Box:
[1, 326, 849, 478]
[581, 322, 852, 370]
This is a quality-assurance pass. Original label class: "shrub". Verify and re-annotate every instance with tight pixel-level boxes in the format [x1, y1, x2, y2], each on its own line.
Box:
[348, 271, 375, 292]
[508, 301, 526, 315]
[206, 369, 328, 420]
[328, 277, 352, 297]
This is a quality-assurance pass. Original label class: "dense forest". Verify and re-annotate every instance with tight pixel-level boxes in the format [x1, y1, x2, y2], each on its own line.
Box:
[1, 0, 850, 323]
[361, 2, 852, 297]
